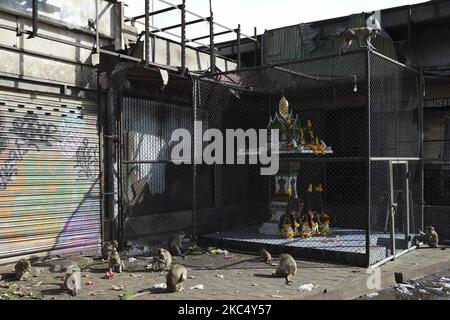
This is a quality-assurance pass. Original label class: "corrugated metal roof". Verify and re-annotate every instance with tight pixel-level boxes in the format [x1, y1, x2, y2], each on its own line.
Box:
[264, 13, 398, 65]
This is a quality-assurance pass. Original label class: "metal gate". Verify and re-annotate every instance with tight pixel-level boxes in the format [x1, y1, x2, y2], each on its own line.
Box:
[0, 89, 101, 263]
[118, 95, 194, 244]
[390, 161, 414, 258]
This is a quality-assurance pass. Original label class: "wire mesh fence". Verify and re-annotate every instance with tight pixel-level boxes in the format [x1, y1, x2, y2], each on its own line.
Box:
[423, 108, 450, 240]
[117, 50, 424, 267]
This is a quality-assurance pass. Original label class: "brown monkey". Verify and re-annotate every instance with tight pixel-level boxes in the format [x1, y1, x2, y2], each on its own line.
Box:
[166, 264, 187, 293]
[260, 248, 272, 264]
[273, 254, 297, 285]
[169, 231, 186, 258]
[426, 226, 439, 248]
[63, 272, 79, 296]
[151, 248, 172, 272]
[14, 259, 31, 281]
[339, 27, 380, 54]
[101, 240, 118, 261]
[108, 247, 124, 273]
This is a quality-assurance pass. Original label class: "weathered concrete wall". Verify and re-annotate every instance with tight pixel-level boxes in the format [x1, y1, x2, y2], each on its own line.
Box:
[0, 0, 116, 91]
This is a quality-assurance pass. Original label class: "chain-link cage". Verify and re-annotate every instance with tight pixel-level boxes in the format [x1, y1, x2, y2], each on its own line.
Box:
[424, 108, 450, 240]
[195, 51, 423, 267]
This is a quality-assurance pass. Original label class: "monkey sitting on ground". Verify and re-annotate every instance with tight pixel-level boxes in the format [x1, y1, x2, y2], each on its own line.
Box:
[63, 272, 79, 296]
[260, 248, 272, 264]
[101, 240, 118, 261]
[169, 231, 186, 259]
[420, 226, 439, 248]
[273, 254, 297, 285]
[108, 247, 124, 273]
[339, 27, 380, 55]
[15, 259, 31, 281]
[151, 248, 172, 272]
[166, 264, 187, 293]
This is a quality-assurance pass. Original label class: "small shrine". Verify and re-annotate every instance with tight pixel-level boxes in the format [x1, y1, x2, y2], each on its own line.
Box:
[259, 96, 333, 238]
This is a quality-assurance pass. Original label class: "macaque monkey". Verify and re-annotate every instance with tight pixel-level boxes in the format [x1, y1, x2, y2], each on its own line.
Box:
[15, 259, 31, 281]
[101, 240, 118, 261]
[108, 247, 124, 273]
[151, 248, 172, 272]
[339, 27, 380, 55]
[166, 264, 188, 293]
[420, 226, 439, 248]
[169, 231, 186, 258]
[273, 254, 297, 285]
[64, 273, 79, 296]
[260, 248, 272, 264]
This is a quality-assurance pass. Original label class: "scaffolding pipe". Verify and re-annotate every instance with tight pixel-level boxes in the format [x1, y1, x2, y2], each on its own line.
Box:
[29, 0, 38, 38]
[95, 0, 100, 53]
[254, 27, 257, 66]
[156, 0, 257, 41]
[181, 0, 186, 75]
[209, 0, 215, 72]
[145, 0, 150, 64]
[237, 24, 241, 70]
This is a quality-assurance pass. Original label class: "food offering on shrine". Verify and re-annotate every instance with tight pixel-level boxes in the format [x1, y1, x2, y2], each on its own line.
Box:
[267, 96, 333, 155]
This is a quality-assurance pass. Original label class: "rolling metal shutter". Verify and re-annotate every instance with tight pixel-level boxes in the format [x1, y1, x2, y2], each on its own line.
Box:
[0, 89, 101, 262]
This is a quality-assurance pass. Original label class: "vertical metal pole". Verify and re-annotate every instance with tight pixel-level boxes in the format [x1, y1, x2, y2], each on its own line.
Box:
[209, 0, 215, 72]
[95, 0, 100, 53]
[366, 50, 372, 267]
[390, 163, 397, 260]
[145, 0, 150, 65]
[181, 0, 186, 76]
[237, 24, 241, 70]
[106, 87, 116, 242]
[405, 163, 411, 248]
[254, 27, 258, 66]
[97, 71, 105, 243]
[192, 79, 198, 239]
[30, 0, 38, 38]
[261, 30, 265, 66]
[419, 73, 425, 232]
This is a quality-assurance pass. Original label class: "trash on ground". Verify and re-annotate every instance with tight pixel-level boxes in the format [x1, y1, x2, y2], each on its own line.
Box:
[152, 283, 167, 289]
[439, 282, 450, 289]
[120, 291, 136, 300]
[88, 291, 98, 297]
[101, 272, 114, 280]
[207, 247, 229, 255]
[398, 283, 416, 290]
[0, 283, 11, 289]
[439, 277, 450, 282]
[396, 286, 413, 295]
[224, 255, 235, 260]
[271, 294, 283, 298]
[188, 275, 195, 279]
[86, 281, 94, 285]
[428, 287, 444, 293]
[83, 274, 90, 278]
[216, 275, 224, 278]
[298, 284, 318, 292]
[13, 287, 26, 298]
[112, 284, 125, 291]
[366, 292, 379, 298]
[190, 284, 204, 290]
[128, 257, 137, 263]
[130, 273, 143, 278]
